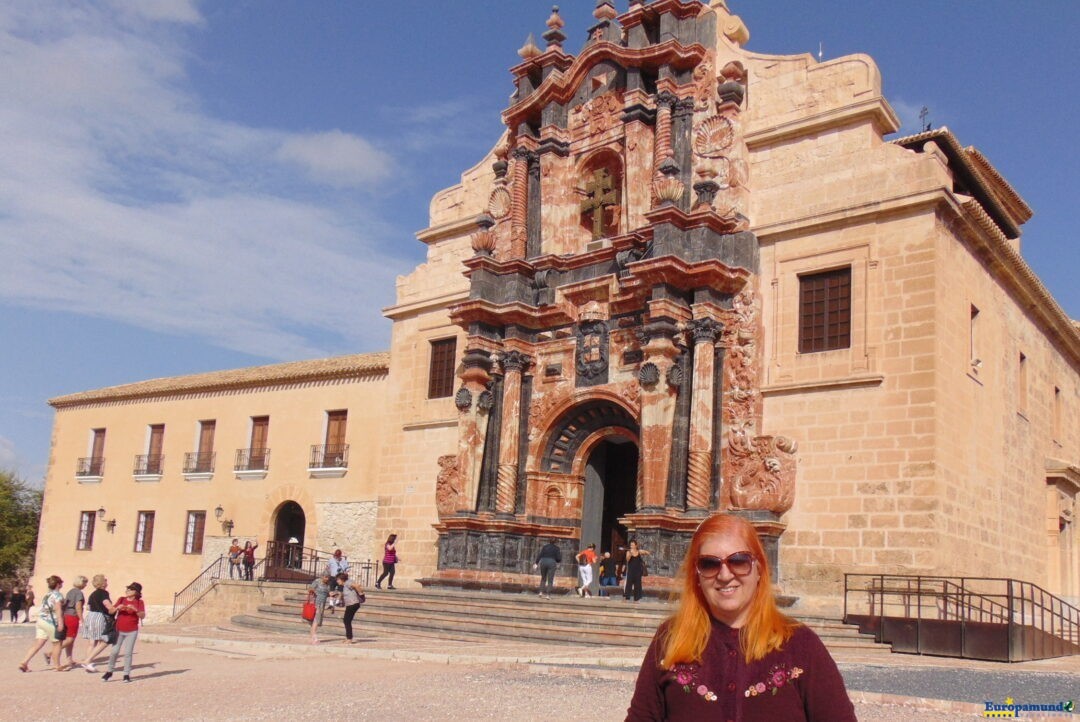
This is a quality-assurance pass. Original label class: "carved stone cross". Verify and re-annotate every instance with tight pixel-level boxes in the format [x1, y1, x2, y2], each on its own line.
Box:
[580, 168, 617, 240]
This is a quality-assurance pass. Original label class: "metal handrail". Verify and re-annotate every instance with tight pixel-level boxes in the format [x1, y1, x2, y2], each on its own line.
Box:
[76, 456, 105, 476]
[172, 555, 225, 619]
[234, 447, 270, 471]
[183, 451, 216, 473]
[309, 444, 349, 469]
[844, 573, 1080, 661]
[133, 453, 164, 475]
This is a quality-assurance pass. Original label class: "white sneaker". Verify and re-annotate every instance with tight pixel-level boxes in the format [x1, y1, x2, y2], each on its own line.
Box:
[83, 663, 96, 673]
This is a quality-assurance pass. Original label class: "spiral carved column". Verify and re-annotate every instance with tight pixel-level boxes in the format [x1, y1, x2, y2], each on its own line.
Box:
[687, 318, 722, 511]
[495, 350, 531, 515]
[509, 147, 531, 259]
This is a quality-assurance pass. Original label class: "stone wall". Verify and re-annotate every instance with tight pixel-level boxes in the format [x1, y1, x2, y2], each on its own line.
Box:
[314, 500, 378, 564]
[170, 580, 296, 625]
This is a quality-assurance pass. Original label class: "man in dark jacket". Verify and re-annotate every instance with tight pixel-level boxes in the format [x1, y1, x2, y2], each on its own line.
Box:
[533, 539, 562, 599]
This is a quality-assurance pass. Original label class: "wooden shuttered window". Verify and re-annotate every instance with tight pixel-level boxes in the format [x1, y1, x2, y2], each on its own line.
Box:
[325, 410, 347, 448]
[798, 267, 852, 353]
[77, 511, 96, 551]
[184, 511, 206, 554]
[135, 511, 155, 552]
[428, 338, 457, 399]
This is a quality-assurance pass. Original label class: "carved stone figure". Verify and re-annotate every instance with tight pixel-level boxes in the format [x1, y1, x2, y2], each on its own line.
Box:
[435, 454, 461, 517]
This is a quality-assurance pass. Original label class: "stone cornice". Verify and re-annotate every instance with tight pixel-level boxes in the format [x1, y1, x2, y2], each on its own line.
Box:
[382, 290, 468, 321]
[415, 216, 483, 246]
[503, 40, 706, 129]
[745, 97, 900, 149]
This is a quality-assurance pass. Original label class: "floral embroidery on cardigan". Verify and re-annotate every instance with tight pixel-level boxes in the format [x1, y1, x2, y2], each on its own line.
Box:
[744, 663, 803, 697]
[670, 663, 718, 702]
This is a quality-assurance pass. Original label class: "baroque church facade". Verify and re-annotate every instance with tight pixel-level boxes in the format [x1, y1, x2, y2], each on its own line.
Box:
[35, 1, 1079, 617]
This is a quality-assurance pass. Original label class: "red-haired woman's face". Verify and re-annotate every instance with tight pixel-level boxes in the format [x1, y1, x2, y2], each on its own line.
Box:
[697, 532, 760, 629]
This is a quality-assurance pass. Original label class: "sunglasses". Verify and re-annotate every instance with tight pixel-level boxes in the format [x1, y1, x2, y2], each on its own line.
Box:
[695, 551, 756, 578]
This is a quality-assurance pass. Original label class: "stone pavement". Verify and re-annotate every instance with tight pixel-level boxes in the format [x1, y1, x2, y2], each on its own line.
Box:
[142, 620, 1080, 715]
[3, 622, 1077, 720]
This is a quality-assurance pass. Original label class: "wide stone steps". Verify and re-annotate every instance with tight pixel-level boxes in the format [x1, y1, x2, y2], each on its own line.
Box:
[230, 586, 888, 653]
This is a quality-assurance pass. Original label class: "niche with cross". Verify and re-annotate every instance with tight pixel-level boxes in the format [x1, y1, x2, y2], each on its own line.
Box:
[576, 149, 622, 246]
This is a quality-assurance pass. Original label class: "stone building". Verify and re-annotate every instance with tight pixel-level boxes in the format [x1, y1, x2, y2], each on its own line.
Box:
[34, 0, 1078, 617]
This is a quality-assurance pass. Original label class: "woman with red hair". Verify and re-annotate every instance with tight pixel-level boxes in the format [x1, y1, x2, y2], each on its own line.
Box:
[626, 514, 855, 721]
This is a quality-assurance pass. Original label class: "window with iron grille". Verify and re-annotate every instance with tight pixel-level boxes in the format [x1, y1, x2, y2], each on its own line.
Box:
[77, 511, 96, 551]
[427, 337, 457, 399]
[134, 511, 155, 553]
[184, 510, 206, 554]
[798, 267, 851, 353]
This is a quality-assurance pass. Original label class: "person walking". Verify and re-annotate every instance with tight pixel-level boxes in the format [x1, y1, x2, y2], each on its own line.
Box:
[375, 534, 398, 590]
[8, 586, 24, 624]
[307, 572, 332, 644]
[81, 574, 116, 672]
[58, 575, 88, 670]
[575, 543, 598, 597]
[336, 573, 366, 644]
[103, 582, 145, 683]
[23, 584, 34, 623]
[242, 540, 258, 581]
[626, 514, 856, 721]
[17, 575, 65, 673]
[533, 538, 562, 599]
[624, 539, 651, 602]
[227, 539, 243, 579]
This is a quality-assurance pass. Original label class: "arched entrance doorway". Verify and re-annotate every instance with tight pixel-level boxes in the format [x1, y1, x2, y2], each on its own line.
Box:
[266, 501, 307, 580]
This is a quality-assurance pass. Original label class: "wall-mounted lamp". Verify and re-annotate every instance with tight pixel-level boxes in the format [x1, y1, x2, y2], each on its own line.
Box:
[215, 505, 234, 535]
[971, 358, 983, 369]
[97, 507, 106, 521]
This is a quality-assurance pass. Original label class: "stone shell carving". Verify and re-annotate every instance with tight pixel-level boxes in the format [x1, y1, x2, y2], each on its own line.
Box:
[638, 362, 660, 386]
[487, 187, 511, 219]
[653, 176, 685, 204]
[666, 363, 685, 389]
[477, 390, 495, 411]
[693, 116, 735, 159]
[454, 387, 473, 411]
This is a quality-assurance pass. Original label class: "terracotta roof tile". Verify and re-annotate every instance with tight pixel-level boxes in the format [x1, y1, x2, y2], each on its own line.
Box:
[49, 351, 389, 408]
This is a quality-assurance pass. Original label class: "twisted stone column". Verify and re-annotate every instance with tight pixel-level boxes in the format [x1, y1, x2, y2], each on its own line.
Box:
[687, 318, 722, 511]
[495, 351, 532, 515]
[509, 147, 531, 259]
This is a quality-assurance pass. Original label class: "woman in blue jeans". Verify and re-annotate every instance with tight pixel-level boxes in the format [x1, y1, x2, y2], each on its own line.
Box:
[103, 582, 144, 683]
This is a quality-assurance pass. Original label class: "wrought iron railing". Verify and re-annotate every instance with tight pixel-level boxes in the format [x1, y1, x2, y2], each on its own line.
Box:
[262, 540, 376, 586]
[309, 444, 349, 469]
[172, 555, 225, 619]
[76, 456, 105, 477]
[234, 447, 270, 471]
[133, 453, 164, 475]
[844, 573, 1080, 661]
[183, 451, 216, 474]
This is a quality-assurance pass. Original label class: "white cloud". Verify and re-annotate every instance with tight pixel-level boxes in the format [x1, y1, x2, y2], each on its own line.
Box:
[277, 130, 393, 188]
[0, 438, 16, 469]
[0, 0, 409, 361]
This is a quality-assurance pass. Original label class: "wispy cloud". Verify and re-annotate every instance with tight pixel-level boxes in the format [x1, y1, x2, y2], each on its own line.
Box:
[0, 0, 409, 361]
[0, 438, 16, 469]
[278, 130, 393, 188]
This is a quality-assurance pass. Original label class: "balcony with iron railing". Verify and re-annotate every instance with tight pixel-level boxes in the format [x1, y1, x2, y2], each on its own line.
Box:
[234, 447, 270, 479]
[183, 451, 215, 480]
[308, 444, 348, 478]
[75, 456, 105, 481]
[133, 454, 164, 481]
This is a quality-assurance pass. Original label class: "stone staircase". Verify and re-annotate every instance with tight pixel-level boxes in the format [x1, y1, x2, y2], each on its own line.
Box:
[230, 586, 889, 654]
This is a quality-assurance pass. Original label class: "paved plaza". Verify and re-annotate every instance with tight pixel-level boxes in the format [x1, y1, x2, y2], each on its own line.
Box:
[3, 623, 1077, 720]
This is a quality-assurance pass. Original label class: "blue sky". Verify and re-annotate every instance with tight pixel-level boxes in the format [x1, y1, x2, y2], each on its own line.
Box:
[1, 0, 1077, 484]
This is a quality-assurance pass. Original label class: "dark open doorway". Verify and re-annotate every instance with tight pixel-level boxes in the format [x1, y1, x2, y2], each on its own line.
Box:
[582, 437, 638, 555]
[273, 501, 306, 545]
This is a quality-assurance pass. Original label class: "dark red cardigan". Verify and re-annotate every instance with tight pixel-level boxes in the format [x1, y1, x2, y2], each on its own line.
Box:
[626, 619, 857, 722]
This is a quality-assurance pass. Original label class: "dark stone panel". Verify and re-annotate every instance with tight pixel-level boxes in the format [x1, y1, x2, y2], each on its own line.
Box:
[542, 101, 568, 130]
[693, 288, 730, 307]
[477, 375, 504, 513]
[666, 349, 692, 508]
[469, 322, 504, 342]
[469, 269, 534, 305]
[515, 375, 532, 514]
[537, 136, 570, 157]
[628, 527, 693, 579]
[527, 155, 542, 259]
[711, 345, 726, 508]
[435, 529, 580, 579]
[672, 101, 694, 212]
[689, 11, 717, 49]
